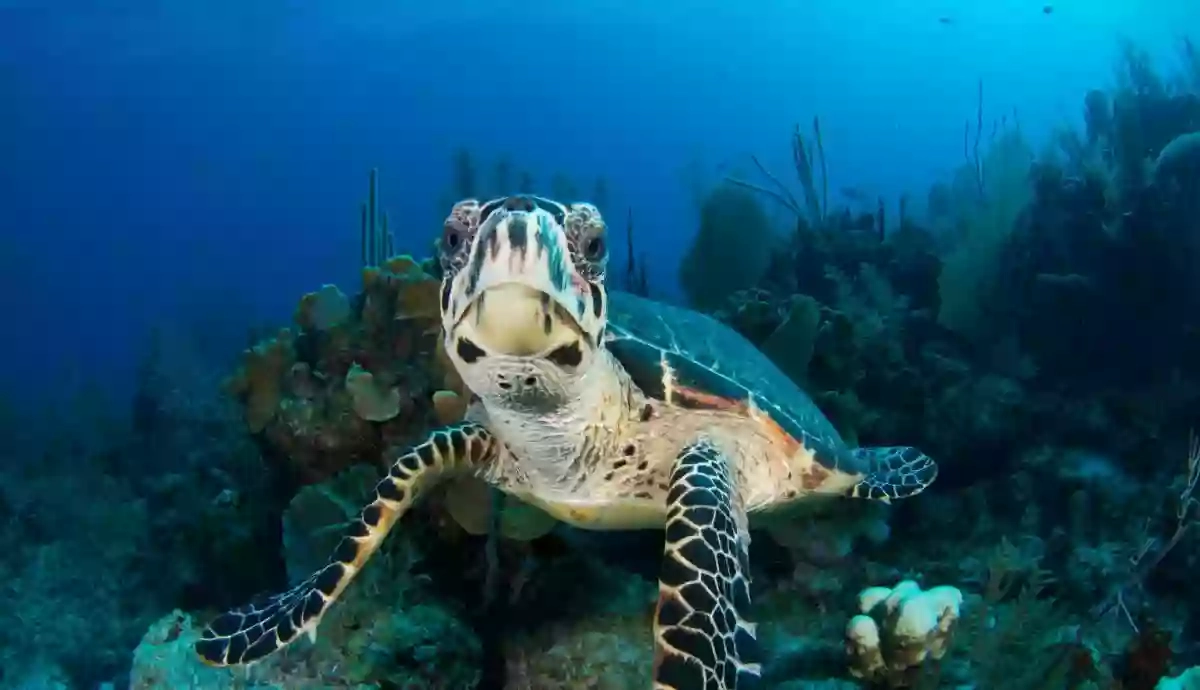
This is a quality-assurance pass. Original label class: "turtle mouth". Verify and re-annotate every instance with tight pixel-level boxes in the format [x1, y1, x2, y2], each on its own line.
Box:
[453, 283, 587, 362]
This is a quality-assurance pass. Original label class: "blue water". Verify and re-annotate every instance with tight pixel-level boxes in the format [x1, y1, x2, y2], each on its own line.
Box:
[3, 2, 1200, 689]
[2, 0, 1193, 408]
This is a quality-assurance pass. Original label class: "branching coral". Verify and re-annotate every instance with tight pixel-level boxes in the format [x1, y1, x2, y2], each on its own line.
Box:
[936, 126, 1035, 344]
[1088, 431, 1198, 629]
[939, 539, 1077, 690]
[727, 117, 830, 229]
[360, 167, 394, 268]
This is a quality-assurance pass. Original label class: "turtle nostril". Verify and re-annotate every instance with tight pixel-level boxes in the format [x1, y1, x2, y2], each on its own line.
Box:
[504, 195, 535, 212]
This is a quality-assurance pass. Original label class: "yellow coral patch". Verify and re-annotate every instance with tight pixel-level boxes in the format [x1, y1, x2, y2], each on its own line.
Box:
[383, 254, 421, 276]
[344, 363, 400, 422]
[396, 279, 441, 320]
[432, 390, 467, 425]
[228, 329, 294, 433]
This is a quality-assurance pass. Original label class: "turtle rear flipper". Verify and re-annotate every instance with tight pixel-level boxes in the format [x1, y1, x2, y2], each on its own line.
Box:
[654, 439, 761, 690]
[195, 422, 499, 667]
[847, 446, 938, 501]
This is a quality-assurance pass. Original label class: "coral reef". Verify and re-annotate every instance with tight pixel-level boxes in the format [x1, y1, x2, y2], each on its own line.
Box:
[845, 582, 962, 686]
[0, 324, 280, 689]
[503, 552, 659, 689]
[685, 37, 1200, 689]
[132, 464, 483, 689]
[11, 33, 1199, 690]
[153, 40, 1199, 685]
[227, 255, 448, 485]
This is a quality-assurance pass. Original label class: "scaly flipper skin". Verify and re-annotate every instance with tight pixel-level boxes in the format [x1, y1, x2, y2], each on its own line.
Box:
[653, 440, 761, 690]
[195, 422, 498, 666]
[847, 446, 938, 501]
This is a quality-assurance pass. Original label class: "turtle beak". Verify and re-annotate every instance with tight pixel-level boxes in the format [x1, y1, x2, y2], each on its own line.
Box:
[443, 206, 605, 360]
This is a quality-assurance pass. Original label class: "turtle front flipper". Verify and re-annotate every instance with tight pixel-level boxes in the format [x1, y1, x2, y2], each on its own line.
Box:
[847, 446, 938, 501]
[653, 440, 761, 690]
[195, 422, 499, 667]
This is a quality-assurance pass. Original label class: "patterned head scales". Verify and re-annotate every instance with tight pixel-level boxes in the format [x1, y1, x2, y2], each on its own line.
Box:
[438, 195, 610, 398]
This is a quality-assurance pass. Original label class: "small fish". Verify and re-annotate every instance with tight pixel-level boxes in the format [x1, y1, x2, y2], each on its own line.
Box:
[938, 15, 955, 25]
[1043, 5, 1053, 13]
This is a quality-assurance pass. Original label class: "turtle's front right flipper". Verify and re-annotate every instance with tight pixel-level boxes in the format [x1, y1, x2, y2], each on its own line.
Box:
[195, 422, 499, 667]
[654, 439, 760, 690]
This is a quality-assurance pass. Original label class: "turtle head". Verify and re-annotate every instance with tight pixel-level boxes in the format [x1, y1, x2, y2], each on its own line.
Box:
[438, 195, 609, 403]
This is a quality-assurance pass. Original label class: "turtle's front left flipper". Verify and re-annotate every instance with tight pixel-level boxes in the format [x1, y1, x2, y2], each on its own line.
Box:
[195, 422, 499, 667]
[653, 440, 761, 690]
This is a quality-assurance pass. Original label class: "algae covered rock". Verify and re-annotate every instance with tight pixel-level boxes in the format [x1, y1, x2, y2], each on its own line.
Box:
[504, 598, 656, 689]
[130, 610, 281, 690]
[506, 615, 653, 690]
[279, 465, 483, 688]
[1151, 130, 1200, 213]
[501, 541, 660, 690]
[1151, 130, 1200, 188]
[131, 464, 482, 690]
[129, 608, 380, 690]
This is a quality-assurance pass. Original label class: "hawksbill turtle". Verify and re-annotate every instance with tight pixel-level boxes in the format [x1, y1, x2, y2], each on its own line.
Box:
[196, 195, 938, 690]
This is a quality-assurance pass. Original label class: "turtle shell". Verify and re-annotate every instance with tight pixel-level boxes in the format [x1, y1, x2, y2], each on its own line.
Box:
[605, 291, 864, 475]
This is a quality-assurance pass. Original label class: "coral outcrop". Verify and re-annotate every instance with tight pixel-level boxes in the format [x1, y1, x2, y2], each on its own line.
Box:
[845, 582, 963, 686]
[131, 465, 482, 689]
[226, 255, 449, 485]
[114, 36, 1200, 690]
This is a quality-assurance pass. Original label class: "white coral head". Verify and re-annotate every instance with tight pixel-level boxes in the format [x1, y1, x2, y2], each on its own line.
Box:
[924, 586, 964, 628]
[883, 580, 921, 615]
[858, 586, 892, 614]
[846, 615, 885, 680]
[893, 595, 939, 642]
[846, 614, 880, 648]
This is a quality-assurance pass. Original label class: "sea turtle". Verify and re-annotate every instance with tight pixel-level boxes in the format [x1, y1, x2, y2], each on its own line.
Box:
[196, 195, 938, 689]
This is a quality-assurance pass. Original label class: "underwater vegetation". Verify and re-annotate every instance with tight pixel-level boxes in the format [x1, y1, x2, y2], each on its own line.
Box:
[2, 35, 1200, 690]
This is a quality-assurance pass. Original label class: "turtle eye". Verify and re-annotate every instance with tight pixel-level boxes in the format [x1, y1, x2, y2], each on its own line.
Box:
[442, 222, 466, 252]
[582, 234, 606, 261]
[439, 218, 473, 274]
